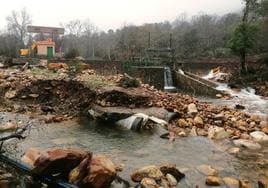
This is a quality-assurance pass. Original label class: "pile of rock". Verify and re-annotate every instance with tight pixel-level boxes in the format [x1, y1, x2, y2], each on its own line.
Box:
[95, 86, 151, 108]
[197, 164, 268, 187]
[3, 79, 95, 116]
[1, 66, 267, 145]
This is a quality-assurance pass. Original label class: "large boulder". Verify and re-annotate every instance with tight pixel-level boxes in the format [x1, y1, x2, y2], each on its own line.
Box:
[82, 155, 117, 188]
[69, 155, 116, 188]
[29, 148, 89, 177]
[131, 165, 164, 182]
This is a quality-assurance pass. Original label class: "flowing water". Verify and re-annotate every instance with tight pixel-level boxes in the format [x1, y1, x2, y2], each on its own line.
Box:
[164, 67, 176, 91]
[1, 112, 267, 188]
[201, 70, 268, 118]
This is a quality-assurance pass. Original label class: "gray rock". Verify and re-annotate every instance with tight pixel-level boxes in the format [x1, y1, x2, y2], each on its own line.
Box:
[208, 126, 230, 139]
[197, 165, 218, 176]
[233, 139, 261, 150]
[250, 131, 268, 143]
[228, 147, 240, 154]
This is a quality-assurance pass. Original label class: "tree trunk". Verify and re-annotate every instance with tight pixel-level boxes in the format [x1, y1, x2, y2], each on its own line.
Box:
[240, 51, 247, 74]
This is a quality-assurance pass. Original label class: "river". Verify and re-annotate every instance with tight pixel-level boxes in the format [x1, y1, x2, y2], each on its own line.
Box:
[1, 111, 267, 188]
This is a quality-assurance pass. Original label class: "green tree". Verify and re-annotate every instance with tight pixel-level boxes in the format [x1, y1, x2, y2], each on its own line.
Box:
[228, 23, 258, 73]
[228, 0, 260, 74]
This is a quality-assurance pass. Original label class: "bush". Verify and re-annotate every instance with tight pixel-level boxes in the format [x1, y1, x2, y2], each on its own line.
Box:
[118, 75, 140, 88]
[65, 48, 80, 59]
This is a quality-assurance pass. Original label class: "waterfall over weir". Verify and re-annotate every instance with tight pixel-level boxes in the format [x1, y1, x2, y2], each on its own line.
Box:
[164, 67, 176, 91]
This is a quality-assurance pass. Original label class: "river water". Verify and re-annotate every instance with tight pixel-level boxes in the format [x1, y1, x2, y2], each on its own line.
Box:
[201, 70, 268, 118]
[1, 112, 267, 188]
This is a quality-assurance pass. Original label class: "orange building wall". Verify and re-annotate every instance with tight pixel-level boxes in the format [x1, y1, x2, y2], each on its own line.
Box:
[37, 45, 55, 56]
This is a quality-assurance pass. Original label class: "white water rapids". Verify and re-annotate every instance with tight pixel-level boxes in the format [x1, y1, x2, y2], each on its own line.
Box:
[202, 70, 268, 118]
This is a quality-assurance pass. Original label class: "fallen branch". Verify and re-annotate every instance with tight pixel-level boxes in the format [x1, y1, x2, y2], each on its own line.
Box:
[0, 124, 30, 142]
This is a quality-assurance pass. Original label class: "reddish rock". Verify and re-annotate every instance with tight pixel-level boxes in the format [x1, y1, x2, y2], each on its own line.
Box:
[69, 154, 92, 185]
[83, 155, 116, 188]
[21, 148, 42, 168]
[47, 63, 69, 70]
[32, 148, 89, 177]
[258, 177, 268, 188]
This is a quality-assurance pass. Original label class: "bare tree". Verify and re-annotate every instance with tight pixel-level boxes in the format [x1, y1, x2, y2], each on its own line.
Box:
[6, 8, 32, 47]
[83, 20, 98, 58]
[63, 19, 84, 37]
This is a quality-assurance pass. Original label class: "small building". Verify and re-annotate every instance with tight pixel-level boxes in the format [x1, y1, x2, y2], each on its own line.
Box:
[33, 39, 55, 59]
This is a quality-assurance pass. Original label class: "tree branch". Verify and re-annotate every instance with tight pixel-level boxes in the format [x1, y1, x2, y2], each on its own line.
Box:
[0, 124, 30, 142]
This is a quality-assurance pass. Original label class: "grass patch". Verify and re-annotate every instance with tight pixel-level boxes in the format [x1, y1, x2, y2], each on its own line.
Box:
[78, 74, 115, 90]
[30, 67, 60, 79]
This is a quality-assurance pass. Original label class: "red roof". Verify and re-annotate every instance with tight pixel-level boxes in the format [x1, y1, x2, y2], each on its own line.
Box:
[36, 39, 55, 46]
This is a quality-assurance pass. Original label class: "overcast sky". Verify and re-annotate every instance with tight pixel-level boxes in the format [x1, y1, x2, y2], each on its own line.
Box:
[0, 0, 243, 32]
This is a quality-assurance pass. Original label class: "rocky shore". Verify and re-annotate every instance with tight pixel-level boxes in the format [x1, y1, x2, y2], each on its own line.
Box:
[0, 63, 268, 187]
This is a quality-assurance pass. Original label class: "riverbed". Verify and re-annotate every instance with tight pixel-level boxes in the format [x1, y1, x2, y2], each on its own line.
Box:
[1, 112, 267, 188]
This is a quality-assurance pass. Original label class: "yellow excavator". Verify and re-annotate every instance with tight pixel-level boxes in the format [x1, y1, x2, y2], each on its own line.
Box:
[19, 41, 37, 57]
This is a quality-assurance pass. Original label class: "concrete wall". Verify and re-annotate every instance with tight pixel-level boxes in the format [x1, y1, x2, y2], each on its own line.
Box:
[127, 66, 165, 89]
[175, 71, 223, 97]
[184, 71, 218, 88]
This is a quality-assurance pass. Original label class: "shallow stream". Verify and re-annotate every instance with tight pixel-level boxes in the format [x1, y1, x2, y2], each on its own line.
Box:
[1, 112, 267, 188]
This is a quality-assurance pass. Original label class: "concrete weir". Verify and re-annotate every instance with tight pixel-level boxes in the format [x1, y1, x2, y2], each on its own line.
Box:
[175, 70, 224, 97]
